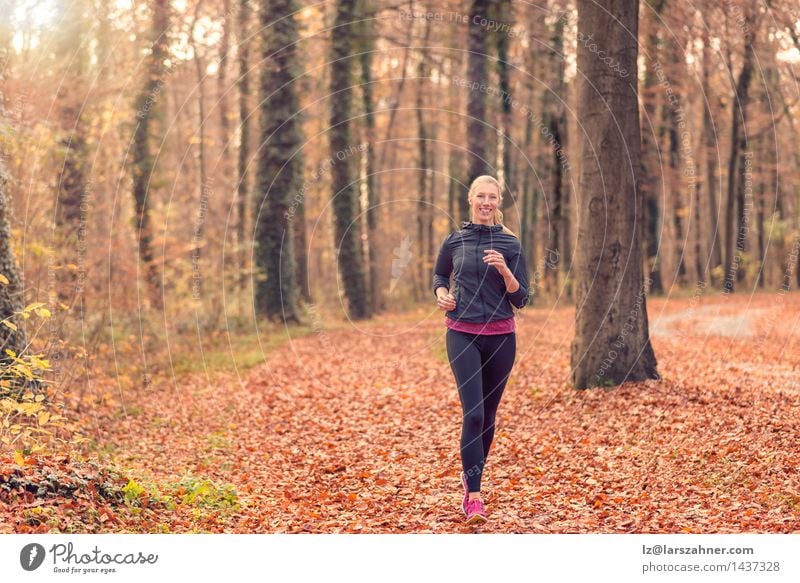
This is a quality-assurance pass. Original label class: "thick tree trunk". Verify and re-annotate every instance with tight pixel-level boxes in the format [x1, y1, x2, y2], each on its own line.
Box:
[466, 0, 491, 215]
[571, 0, 659, 389]
[329, 0, 370, 320]
[493, 0, 513, 193]
[254, 0, 303, 323]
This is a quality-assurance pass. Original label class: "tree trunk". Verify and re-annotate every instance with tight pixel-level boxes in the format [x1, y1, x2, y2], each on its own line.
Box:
[466, 0, 491, 215]
[415, 17, 432, 301]
[292, 176, 310, 306]
[664, 43, 687, 287]
[518, 1, 546, 293]
[54, 0, 89, 232]
[755, 61, 778, 288]
[723, 7, 757, 293]
[701, 16, 722, 281]
[0, 159, 30, 394]
[356, 0, 378, 312]
[493, 0, 513, 193]
[446, 26, 464, 226]
[377, 17, 412, 207]
[639, 0, 666, 294]
[217, 0, 231, 182]
[542, 11, 568, 296]
[130, 0, 169, 310]
[520, 108, 536, 288]
[756, 130, 766, 288]
[254, 0, 303, 323]
[54, 0, 90, 306]
[236, 0, 251, 292]
[571, 0, 659, 389]
[189, 1, 207, 302]
[329, 0, 370, 320]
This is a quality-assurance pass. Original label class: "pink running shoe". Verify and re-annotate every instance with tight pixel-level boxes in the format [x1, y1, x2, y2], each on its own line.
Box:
[460, 472, 469, 515]
[465, 498, 488, 524]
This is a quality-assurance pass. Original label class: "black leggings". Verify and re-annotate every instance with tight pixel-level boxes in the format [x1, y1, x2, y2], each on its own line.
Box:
[446, 328, 516, 492]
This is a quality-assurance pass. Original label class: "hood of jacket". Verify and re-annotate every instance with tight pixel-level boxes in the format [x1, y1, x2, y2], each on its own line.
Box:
[460, 220, 504, 233]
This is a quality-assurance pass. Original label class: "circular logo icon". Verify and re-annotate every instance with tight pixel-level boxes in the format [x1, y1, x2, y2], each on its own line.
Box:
[20, 543, 46, 571]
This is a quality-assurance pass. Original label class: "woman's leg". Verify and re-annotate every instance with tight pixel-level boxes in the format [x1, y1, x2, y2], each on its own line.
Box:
[445, 329, 485, 493]
[479, 332, 516, 464]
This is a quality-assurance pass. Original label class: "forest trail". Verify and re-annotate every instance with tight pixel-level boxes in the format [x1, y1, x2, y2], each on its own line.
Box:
[57, 292, 800, 532]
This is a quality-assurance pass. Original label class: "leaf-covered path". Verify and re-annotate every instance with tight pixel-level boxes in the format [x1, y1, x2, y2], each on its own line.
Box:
[5, 292, 800, 533]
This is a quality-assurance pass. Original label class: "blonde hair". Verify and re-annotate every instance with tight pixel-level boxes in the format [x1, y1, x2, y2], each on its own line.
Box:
[467, 175, 518, 238]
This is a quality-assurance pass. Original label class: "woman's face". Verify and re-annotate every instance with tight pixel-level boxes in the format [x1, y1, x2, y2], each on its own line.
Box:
[470, 182, 501, 224]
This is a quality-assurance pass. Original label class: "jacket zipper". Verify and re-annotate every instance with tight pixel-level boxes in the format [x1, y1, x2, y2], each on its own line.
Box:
[476, 228, 485, 321]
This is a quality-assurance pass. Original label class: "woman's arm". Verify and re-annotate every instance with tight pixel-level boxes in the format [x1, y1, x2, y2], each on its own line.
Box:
[502, 270, 520, 294]
[432, 234, 453, 298]
[504, 243, 531, 309]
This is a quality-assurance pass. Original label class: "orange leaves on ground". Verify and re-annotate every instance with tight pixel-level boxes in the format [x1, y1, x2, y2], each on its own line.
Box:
[4, 292, 800, 533]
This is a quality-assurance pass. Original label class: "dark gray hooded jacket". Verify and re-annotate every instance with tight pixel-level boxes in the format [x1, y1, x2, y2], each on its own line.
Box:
[432, 220, 531, 323]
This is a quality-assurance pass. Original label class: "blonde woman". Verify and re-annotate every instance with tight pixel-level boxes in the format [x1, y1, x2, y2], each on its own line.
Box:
[432, 175, 531, 524]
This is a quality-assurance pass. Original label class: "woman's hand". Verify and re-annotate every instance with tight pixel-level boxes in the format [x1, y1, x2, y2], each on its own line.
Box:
[436, 290, 456, 311]
[483, 249, 511, 277]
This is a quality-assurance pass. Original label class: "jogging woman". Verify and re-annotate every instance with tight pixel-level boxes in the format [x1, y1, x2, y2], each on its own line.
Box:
[433, 175, 531, 525]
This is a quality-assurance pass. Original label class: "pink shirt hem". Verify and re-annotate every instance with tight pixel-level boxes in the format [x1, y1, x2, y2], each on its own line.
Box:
[445, 316, 515, 335]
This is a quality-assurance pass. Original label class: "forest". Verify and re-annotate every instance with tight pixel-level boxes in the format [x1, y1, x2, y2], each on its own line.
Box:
[1, 0, 799, 535]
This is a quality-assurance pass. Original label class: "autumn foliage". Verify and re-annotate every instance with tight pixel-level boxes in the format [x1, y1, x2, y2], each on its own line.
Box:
[2, 292, 799, 533]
